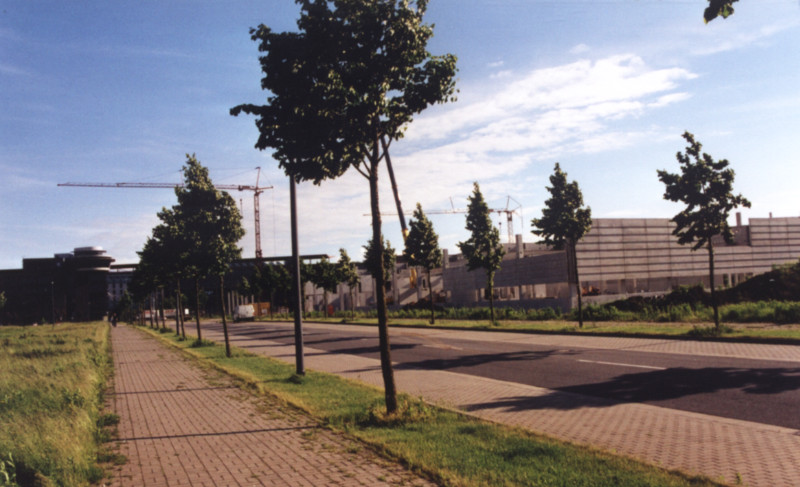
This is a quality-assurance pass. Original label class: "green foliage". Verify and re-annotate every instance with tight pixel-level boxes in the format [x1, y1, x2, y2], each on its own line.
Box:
[309, 257, 341, 295]
[658, 132, 751, 252]
[458, 183, 505, 323]
[404, 203, 442, 323]
[363, 236, 397, 281]
[336, 249, 360, 289]
[704, 0, 738, 23]
[658, 131, 751, 329]
[403, 203, 442, 271]
[531, 163, 592, 251]
[176, 155, 245, 279]
[231, 0, 458, 184]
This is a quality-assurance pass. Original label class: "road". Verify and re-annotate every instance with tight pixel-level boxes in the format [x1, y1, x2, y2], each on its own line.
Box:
[209, 320, 800, 429]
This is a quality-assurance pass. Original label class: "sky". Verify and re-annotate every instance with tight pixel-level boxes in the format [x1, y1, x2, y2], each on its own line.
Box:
[2, 1, 799, 269]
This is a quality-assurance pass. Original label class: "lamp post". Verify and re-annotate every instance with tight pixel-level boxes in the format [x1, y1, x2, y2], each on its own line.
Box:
[290, 177, 305, 376]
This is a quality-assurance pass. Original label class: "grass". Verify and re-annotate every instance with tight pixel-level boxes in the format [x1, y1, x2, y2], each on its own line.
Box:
[0, 322, 112, 486]
[141, 325, 722, 487]
[290, 314, 800, 343]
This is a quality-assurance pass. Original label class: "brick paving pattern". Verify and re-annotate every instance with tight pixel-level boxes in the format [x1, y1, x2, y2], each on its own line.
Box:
[107, 324, 434, 487]
[198, 321, 800, 487]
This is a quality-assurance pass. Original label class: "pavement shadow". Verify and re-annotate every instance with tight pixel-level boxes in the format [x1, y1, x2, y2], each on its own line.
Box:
[396, 349, 579, 372]
[562, 366, 800, 402]
[463, 366, 800, 413]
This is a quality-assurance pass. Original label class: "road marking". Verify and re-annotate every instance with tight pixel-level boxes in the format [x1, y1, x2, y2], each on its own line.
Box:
[578, 359, 667, 371]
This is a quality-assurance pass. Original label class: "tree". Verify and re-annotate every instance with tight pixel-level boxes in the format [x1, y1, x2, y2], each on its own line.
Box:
[336, 248, 361, 319]
[364, 236, 397, 283]
[705, 0, 737, 23]
[657, 131, 750, 330]
[458, 183, 505, 324]
[309, 257, 341, 315]
[531, 163, 592, 328]
[231, 0, 457, 413]
[403, 203, 442, 324]
[173, 154, 244, 356]
[150, 208, 189, 338]
[259, 264, 292, 316]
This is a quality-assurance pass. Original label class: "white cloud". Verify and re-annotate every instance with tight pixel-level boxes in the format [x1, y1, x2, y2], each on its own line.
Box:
[690, 17, 800, 56]
[570, 43, 590, 55]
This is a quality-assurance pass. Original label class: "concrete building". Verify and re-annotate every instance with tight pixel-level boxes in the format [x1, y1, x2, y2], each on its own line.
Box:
[310, 215, 800, 313]
[0, 247, 114, 324]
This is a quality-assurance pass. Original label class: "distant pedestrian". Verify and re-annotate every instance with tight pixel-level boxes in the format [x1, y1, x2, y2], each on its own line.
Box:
[111, 313, 118, 327]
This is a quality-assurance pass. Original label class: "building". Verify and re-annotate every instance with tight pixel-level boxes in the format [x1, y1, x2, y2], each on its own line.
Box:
[3, 216, 798, 324]
[0, 247, 114, 324]
[310, 215, 800, 313]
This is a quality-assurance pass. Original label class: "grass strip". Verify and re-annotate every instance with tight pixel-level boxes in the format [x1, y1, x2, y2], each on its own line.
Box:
[285, 316, 800, 343]
[143, 326, 722, 487]
[0, 322, 112, 487]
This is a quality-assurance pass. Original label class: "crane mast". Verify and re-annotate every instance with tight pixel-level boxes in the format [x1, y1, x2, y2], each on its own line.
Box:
[58, 169, 273, 260]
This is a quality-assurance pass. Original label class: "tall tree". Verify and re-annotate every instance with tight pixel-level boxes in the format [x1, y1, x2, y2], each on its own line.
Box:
[657, 131, 750, 330]
[403, 203, 442, 324]
[458, 183, 505, 324]
[231, 0, 456, 413]
[173, 154, 244, 355]
[531, 163, 592, 328]
[336, 248, 361, 319]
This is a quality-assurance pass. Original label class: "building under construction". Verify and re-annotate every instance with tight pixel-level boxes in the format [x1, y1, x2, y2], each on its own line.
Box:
[305, 215, 800, 313]
[2, 215, 799, 324]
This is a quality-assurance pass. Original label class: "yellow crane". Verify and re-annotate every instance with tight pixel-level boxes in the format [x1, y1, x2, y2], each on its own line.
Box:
[58, 168, 273, 259]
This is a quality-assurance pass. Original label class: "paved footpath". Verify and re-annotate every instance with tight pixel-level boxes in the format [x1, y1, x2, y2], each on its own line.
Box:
[107, 324, 435, 487]
[197, 321, 800, 487]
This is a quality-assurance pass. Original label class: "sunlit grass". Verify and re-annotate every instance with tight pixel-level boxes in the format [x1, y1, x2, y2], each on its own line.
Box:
[0, 323, 111, 486]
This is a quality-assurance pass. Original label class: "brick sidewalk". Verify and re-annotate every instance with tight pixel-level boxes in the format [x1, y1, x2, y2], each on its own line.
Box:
[197, 321, 800, 487]
[107, 324, 434, 487]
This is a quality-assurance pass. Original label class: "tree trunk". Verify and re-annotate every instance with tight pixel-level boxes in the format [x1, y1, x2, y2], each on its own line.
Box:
[709, 241, 720, 330]
[159, 288, 166, 329]
[571, 239, 584, 328]
[149, 294, 155, 329]
[174, 285, 181, 335]
[427, 268, 435, 324]
[369, 152, 398, 414]
[220, 275, 231, 357]
[487, 270, 496, 324]
[177, 280, 186, 339]
[194, 278, 202, 341]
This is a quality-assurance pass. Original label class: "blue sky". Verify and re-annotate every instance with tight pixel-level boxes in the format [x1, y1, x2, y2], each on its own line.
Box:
[2, 1, 799, 269]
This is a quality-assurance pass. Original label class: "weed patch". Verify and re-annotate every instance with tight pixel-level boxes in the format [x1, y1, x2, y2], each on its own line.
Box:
[0, 323, 112, 486]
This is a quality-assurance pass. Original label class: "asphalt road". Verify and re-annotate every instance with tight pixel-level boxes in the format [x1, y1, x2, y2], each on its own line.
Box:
[213, 320, 800, 429]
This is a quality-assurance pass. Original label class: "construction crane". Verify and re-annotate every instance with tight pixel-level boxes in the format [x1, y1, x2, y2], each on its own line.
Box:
[370, 195, 523, 244]
[58, 168, 273, 259]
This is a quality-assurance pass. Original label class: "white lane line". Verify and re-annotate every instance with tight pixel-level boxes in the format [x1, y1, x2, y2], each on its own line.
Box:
[578, 359, 667, 371]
